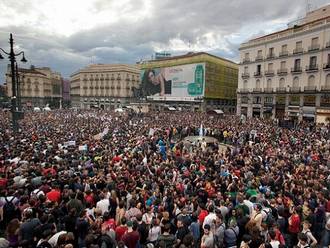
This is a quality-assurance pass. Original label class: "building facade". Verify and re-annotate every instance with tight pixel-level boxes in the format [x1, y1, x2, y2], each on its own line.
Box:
[138, 52, 238, 113]
[237, 5, 330, 123]
[6, 66, 62, 108]
[70, 64, 140, 109]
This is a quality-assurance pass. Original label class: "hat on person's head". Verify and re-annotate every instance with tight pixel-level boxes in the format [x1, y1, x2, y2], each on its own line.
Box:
[127, 220, 133, 227]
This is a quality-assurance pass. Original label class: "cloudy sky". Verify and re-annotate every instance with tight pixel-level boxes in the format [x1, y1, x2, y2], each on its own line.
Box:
[0, 0, 329, 81]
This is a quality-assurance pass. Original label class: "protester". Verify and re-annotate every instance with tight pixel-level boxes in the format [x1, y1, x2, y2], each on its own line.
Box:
[0, 109, 329, 248]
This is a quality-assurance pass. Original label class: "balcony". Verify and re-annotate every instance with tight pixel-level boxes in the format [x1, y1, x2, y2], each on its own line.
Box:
[255, 55, 263, 61]
[276, 87, 287, 93]
[264, 88, 273, 93]
[304, 86, 317, 92]
[308, 44, 320, 52]
[277, 68, 288, 75]
[266, 53, 275, 59]
[264, 70, 275, 77]
[293, 48, 303, 54]
[105, 86, 110, 89]
[254, 72, 262, 78]
[242, 58, 250, 63]
[305, 64, 318, 72]
[321, 85, 330, 91]
[253, 88, 262, 93]
[237, 88, 249, 93]
[323, 63, 330, 71]
[290, 87, 301, 92]
[241, 72, 250, 78]
[291, 67, 302, 74]
[279, 51, 289, 57]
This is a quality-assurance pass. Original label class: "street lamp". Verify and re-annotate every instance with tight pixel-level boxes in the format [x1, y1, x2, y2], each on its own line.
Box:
[0, 33, 27, 133]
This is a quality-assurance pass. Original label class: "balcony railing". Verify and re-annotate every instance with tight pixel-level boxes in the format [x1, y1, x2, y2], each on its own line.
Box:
[305, 64, 318, 72]
[293, 48, 303, 54]
[321, 85, 330, 91]
[242, 58, 250, 63]
[276, 87, 287, 92]
[264, 88, 273, 93]
[291, 67, 302, 73]
[308, 44, 320, 51]
[253, 88, 262, 92]
[264, 70, 275, 76]
[323, 63, 330, 70]
[266, 53, 275, 59]
[238, 88, 249, 93]
[254, 72, 262, 77]
[255, 55, 263, 61]
[241, 72, 250, 78]
[277, 68, 288, 75]
[279, 51, 289, 57]
[304, 86, 317, 92]
[290, 87, 301, 92]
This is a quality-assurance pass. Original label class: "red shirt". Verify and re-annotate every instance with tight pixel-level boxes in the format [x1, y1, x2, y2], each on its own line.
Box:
[122, 230, 140, 248]
[46, 190, 61, 203]
[288, 214, 300, 233]
[198, 209, 208, 224]
[115, 225, 128, 241]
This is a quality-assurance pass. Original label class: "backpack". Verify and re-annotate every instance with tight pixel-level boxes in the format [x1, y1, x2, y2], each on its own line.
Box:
[262, 208, 274, 225]
[3, 197, 17, 222]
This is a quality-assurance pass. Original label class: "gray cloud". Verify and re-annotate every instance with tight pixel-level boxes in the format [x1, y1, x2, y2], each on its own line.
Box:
[0, 0, 329, 81]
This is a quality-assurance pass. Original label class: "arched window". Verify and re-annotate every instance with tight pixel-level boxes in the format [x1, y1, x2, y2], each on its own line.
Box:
[279, 78, 285, 88]
[256, 79, 261, 88]
[293, 77, 299, 88]
[308, 75, 315, 86]
[267, 79, 272, 89]
[326, 74, 330, 86]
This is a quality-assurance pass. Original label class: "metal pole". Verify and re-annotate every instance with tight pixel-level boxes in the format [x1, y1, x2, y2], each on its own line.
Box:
[15, 63, 21, 111]
[9, 33, 18, 133]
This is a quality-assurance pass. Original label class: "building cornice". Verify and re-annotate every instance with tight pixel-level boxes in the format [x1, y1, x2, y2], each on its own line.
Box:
[239, 22, 330, 51]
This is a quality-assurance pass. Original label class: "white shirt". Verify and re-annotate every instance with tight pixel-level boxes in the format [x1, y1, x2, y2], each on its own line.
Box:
[96, 199, 110, 214]
[48, 231, 67, 247]
[270, 240, 280, 248]
[243, 200, 254, 216]
[148, 226, 161, 242]
[203, 212, 217, 228]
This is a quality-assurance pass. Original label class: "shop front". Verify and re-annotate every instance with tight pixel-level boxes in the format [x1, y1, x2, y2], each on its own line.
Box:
[316, 108, 330, 124]
[302, 106, 316, 122]
[275, 95, 286, 119]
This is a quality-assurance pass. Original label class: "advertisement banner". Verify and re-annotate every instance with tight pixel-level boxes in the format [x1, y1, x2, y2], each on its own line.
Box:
[141, 63, 205, 99]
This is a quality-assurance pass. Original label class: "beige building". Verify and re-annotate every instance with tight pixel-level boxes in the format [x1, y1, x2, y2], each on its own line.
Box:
[6, 66, 62, 108]
[237, 4, 330, 123]
[70, 64, 140, 109]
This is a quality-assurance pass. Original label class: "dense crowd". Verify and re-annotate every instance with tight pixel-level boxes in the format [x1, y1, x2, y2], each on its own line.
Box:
[0, 109, 329, 248]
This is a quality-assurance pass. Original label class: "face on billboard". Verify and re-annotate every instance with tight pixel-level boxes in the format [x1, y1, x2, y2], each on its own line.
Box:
[141, 63, 205, 99]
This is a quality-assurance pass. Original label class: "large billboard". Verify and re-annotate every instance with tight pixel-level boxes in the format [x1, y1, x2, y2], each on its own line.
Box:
[140, 63, 205, 100]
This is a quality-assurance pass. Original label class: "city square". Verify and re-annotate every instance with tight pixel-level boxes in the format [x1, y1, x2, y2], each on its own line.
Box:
[0, 1, 330, 248]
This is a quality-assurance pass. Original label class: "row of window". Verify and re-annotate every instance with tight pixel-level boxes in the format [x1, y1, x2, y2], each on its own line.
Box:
[81, 73, 140, 80]
[243, 54, 330, 75]
[242, 74, 330, 89]
[242, 37, 330, 63]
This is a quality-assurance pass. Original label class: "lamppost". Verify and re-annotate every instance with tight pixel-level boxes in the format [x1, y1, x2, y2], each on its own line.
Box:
[0, 33, 27, 133]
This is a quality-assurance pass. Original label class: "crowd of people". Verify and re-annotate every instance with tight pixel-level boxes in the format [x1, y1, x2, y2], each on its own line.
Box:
[0, 109, 329, 248]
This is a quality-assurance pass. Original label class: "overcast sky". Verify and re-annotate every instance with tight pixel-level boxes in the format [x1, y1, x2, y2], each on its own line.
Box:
[0, 0, 329, 81]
